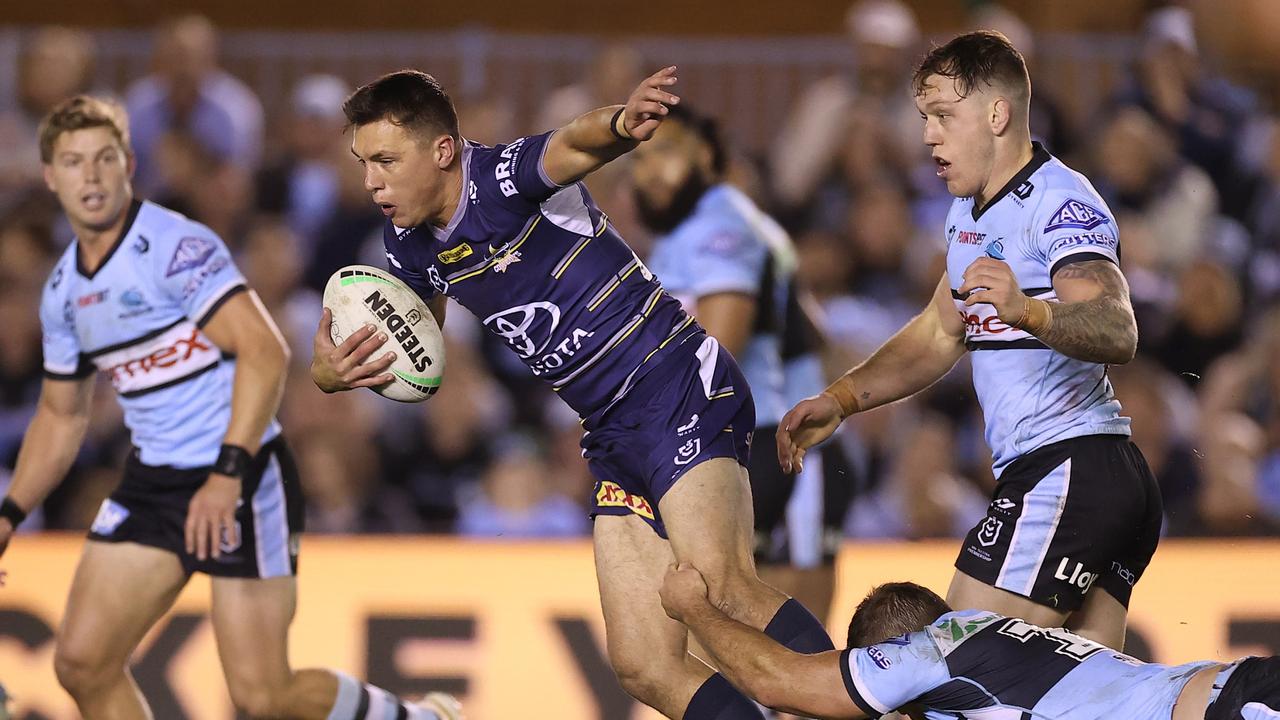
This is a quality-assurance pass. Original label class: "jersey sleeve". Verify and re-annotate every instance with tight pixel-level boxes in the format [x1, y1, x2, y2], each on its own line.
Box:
[39, 266, 92, 380]
[481, 131, 564, 209]
[680, 222, 768, 298]
[1034, 192, 1121, 278]
[840, 632, 950, 717]
[153, 226, 248, 326]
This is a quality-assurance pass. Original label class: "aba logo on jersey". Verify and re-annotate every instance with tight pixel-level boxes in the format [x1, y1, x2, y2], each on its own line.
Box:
[166, 236, 217, 277]
[1044, 199, 1111, 232]
[484, 301, 561, 358]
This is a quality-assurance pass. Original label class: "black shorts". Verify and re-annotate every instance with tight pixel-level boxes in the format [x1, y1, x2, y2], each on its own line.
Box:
[750, 428, 855, 568]
[954, 434, 1162, 612]
[87, 435, 305, 578]
[1206, 657, 1280, 720]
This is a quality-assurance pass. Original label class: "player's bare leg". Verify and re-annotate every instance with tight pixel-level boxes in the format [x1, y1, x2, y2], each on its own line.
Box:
[660, 458, 791, 629]
[210, 576, 456, 720]
[594, 513, 721, 718]
[54, 541, 189, 720]
[946, 570, 1069, 630]
[756, 565, 835, 631]
[1065, 587, 1128, 650]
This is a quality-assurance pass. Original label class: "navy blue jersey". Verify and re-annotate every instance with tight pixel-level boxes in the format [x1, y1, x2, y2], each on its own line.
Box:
[383, 132, 697, 416]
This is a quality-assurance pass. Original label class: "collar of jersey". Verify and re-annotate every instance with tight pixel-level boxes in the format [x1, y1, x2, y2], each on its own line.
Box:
[971, 142, 1051, 222]
[76, 199, 144, 280]
[428, 141, 475, 244]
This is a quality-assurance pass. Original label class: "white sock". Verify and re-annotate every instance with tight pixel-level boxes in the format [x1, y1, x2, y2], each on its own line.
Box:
[326, 671, 441, 720]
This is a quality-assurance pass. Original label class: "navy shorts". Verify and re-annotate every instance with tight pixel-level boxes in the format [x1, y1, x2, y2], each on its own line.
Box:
[583, 334, 755, 538]
[87, 435, 305, 578]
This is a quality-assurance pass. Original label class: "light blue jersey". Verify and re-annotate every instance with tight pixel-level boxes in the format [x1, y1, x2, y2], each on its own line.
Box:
[40, 200, 280, 468]
[648, 184, 795, 427]
[842, 610, 1217, 719]
[945, 143, 1130, 476]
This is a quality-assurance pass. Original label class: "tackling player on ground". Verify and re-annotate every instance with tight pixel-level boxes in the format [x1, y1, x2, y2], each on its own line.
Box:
[0, 96, 457, 720]
[660, 566, 1280, 720]
[778, 31, 1160, 651]
[312, 68, 835, 719]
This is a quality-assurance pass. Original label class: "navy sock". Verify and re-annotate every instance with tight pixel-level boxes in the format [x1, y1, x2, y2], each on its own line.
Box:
[764, 598, 835, 654]
[683, 673, 767, 720]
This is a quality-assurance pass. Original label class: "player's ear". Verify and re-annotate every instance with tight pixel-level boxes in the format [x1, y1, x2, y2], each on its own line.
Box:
[990, 96, 1011, 136]
[126, 151, 138, 180]
[434, 134, 456, 169]
[42, 164, 57, 193]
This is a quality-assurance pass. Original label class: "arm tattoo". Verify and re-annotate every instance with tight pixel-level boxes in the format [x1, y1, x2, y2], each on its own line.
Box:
[1037, 260, 1138, 364]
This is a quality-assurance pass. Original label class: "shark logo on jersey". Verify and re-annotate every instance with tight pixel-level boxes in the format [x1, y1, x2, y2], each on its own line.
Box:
[166, 236, 217, 276]
[1044, 199, 1111, 232]
[118, 288, 152, 318]
[984, 239, 1006, 260]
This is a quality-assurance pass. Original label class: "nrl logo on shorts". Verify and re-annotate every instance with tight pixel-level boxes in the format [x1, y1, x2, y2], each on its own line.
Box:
[673, 438, 702, 466]
[977, 516, 1003, 547]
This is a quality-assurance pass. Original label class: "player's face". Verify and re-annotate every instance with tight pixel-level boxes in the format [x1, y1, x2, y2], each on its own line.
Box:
[351, 119, 453, 228]
[915, 74, 996, 199]
[630, 121, 713, 232]
[43, 127, 135, 234]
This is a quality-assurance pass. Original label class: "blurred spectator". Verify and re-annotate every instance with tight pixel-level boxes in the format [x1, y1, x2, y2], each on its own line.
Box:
[125, 15, 264, 198]
[534, 43, 643, 133]
[1093, 105, 1217, 274]
[0, 27, 96, 215]
[1146, 260, 1245, 387]
[0, 285, 43, 465]
[1112, 4, 1257, 214]
[237, 215, 319, 358]
[256, 74, 352, 253]
[301, 133, 385, 292]
[456, 434, 589, 539]
[770, 0, 922, 231]
[1236, 115, 1280, 307]
[1196, 309, 1280, 535]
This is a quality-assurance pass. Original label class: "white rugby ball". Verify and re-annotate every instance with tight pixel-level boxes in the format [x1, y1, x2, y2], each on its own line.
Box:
[323, 265, 445, 403]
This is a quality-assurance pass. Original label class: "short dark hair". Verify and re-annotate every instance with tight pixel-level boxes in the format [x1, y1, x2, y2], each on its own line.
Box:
[39, 95, 132, 164]
[663, 103, 728, 176]
[911, 30, 1030, 101]
[343, 69, 460, 141]
[846, 582, 952, 648]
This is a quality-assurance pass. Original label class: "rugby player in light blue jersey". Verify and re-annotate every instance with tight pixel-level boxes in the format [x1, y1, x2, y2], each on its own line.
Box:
[312, 68, 835, 719]
[0, 96, 457, 720]
[779, 31, 1159, 651]
[661, 565, 1280, 720]
[633, 103, 851, 631]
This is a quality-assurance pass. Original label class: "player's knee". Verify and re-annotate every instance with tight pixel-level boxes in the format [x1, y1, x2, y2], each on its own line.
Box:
[227, 679, 288, 719]
[53, 643, 115, 697]
[701, 564, 765, 617]
[608, 648, 674, 704]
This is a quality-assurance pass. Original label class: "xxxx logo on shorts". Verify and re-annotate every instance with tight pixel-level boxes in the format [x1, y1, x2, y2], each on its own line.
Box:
[596, 481, 655, 520]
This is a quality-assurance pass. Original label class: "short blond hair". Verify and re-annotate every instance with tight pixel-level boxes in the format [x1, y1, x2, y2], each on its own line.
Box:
[38, 95, 132, 164]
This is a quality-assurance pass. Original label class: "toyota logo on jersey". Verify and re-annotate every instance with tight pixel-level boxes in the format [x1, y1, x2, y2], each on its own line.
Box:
[483, 301, 561, 358]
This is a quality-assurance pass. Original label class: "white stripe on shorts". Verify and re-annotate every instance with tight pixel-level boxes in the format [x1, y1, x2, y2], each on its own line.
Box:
[996, 458, 1072, 597]
[252, 449, 292, 578]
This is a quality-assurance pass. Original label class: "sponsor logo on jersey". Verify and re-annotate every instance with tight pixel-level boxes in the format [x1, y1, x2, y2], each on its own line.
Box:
[984, 239, 1006, 260]
[362, 290, 434, 373]
[77, 289, 110, 307]
[181, 256, 230, 299]
[468, 180, 478, 204]
[867, 646, 893, 669]
[595, 480, 655, 520]
[1111, 561, 1137, 587]
[1044, 199, 1111, 232]
[1048, 232, 1117, 256]
[1054, 557, 1099, 593]
[437, 243, 474, 264]
[62, 300, 75, 325]
[496, 137, 527, 197]
[991, 497, 1018, 515]
[50, 265, 65, 290]
[978, 517, 1003, 547]
[133, 235, 150, 254]
[1013, 180, 1035, 200]
[99, 325, 219, 393]
[956, 230, 987, 246]
[484, 301, 561, 359]
[118, 288, 152, 318]
[677, 414, 700, 436]
[958, 307, 1016, 339]
[166, 236, 218, 277]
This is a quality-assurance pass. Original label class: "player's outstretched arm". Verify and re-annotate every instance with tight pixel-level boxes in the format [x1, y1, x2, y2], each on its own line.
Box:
[661, 564, 866, 719]
[959, 257, 1137, 365]
[0, 376, 96, 557]
[541, 66, 680, 185]
[777, 274, 966, 472]
[190, 291, 290, 560]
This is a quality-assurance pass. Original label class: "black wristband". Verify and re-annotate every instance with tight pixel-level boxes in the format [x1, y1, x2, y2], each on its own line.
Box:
[213, 444, 252, 480]
[609, 107, 631, 141]
[0, 497, 27, 528]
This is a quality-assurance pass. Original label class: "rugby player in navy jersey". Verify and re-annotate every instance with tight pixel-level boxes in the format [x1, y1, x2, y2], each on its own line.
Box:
[312, 67, 834, 719]
[779, 32, 1158, 652]
[0, 96, 457, 720]
[660, 566, 1280, 720]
